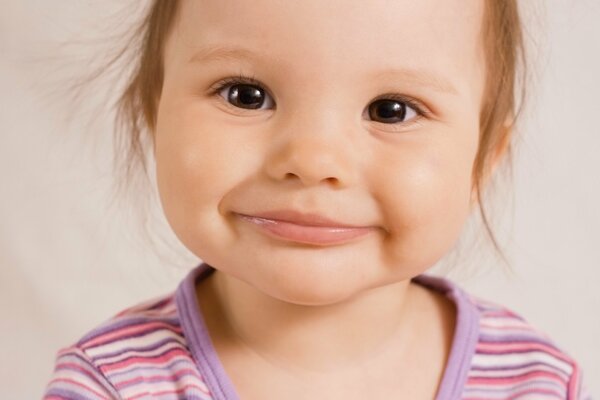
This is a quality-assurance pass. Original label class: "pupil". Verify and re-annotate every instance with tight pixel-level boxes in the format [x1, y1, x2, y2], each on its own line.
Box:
[231, 85, 264, 109]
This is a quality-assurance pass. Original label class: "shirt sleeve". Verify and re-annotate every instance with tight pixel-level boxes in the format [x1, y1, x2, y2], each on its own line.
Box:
[42, 345, 120, 400]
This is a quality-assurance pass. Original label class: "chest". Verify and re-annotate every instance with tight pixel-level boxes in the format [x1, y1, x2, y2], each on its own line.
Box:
[213, 335, 447, 400]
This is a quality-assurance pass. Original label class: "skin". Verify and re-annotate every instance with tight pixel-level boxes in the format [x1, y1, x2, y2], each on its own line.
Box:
[154, 0, 505, 397]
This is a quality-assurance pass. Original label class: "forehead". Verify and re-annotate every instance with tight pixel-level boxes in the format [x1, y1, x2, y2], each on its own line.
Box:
[168, 0, 485, 97]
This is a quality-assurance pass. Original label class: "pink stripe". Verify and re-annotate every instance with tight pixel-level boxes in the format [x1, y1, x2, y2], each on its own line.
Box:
[468, 370, 566, 385]
[476, 341, 576, 365]
[82, 321, 183, 348]
[47, 378, 111, 400]
[55, 361, 108, 386]
[468, 363, 569, 381]
[479, 323, 533, 331]
[567, 363, 580, 399]
[100, 347, 188, 373]
[465, 387, 563, 400]
[480, 309, 519, 318]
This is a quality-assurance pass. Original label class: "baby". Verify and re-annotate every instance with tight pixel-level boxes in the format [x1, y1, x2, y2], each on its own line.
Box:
[43, 0, 591, 399]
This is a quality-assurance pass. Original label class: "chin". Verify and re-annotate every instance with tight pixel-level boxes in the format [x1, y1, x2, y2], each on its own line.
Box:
[246, 262, 368, 307]
[267, 286, 358, 307]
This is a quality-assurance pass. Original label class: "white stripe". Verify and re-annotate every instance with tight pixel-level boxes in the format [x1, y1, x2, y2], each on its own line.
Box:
[471, 351, 574, 375]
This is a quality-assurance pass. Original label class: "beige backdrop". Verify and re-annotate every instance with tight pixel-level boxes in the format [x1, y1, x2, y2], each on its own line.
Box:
[1, 1, 598, 398]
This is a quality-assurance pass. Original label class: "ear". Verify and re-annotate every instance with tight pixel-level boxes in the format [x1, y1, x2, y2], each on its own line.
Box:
[470, 122, 513, 207]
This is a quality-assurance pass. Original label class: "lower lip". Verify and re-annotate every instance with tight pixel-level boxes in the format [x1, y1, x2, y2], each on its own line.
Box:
[236, 214, 375, 246]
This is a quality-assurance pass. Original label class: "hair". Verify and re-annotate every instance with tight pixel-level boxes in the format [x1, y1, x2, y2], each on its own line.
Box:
[84, 0, 527, 268]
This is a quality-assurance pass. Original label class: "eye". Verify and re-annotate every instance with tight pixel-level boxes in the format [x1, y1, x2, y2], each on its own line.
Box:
[209, 74, 429, 126]
[211, 75, 275, 111]
[366, 97, 422, 125]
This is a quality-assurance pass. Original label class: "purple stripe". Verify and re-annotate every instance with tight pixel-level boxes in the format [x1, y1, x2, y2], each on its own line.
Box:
[465, 379, 566, 395]
[44, 388, 106, 400]
[478, 333, 555, 345]
[470, 360, 570, 374]
[90, 336, 185, 362]
[54, 363, 105, 386]
[106, 358, 198, 380]
[100, 346, 189, 370]
[56, 351, 115, 390]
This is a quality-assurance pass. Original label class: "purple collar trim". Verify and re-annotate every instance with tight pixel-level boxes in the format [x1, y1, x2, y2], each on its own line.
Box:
[412, 274, 481, 399]
[175, 263, 480, 400]
[175, 263, 239, 400]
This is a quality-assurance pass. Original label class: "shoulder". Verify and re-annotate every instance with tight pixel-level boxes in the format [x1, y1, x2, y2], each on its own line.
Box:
[464, 292, 590, 399]
[43, 292, 213, 399]
[75, 292, 184, 350]
[73, 292, 186, 364]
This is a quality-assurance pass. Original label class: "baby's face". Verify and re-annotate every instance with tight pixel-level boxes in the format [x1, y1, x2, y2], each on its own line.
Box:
[155, 0, 485, 304]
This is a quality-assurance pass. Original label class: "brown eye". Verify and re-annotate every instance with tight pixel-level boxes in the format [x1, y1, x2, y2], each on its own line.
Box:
[368, 98, 418, 124]
[218, 83, 274, 110]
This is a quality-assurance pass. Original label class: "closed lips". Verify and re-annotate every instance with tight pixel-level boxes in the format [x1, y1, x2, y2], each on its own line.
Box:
[234, 210, 371, 228]
[234, 211, 376, 246]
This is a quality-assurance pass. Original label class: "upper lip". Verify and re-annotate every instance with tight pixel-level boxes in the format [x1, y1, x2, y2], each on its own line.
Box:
[236, 209, 371, 228]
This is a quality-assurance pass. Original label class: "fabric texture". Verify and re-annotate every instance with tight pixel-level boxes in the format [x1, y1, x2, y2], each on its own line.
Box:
[43, 262, 592, 399]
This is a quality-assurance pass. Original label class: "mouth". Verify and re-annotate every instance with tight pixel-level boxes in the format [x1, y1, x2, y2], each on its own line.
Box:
[234, 213, 376, 246]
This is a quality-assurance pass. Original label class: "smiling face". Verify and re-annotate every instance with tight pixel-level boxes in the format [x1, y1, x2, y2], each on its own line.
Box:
[154, 0, 486, 305]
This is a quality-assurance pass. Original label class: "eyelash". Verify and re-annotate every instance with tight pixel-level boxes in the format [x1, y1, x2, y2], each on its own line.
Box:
[208, 73, 431, 126]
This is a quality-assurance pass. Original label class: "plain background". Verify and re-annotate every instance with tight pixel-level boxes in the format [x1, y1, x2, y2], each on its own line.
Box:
[1, 0, 598, 398]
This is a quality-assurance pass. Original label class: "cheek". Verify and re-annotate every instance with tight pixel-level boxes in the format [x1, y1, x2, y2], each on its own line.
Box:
[153, 101, 254, 251]
[369, 143, 475, 270]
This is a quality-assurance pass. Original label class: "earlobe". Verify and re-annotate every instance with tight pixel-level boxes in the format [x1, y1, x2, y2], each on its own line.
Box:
[490, 131, 511, 175]
[470, 182, 482, 208]
[487, 118, 514, 180]
[470, 122, 514, 208]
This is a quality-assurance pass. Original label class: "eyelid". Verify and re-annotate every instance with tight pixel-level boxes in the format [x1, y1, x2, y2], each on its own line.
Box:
[208, 73, 275, 100]
[371, 94, 432, 120]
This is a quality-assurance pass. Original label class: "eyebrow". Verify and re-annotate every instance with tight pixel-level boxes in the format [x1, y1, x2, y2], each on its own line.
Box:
[188, 44, 458, 95]
[189, 44, 272, 65]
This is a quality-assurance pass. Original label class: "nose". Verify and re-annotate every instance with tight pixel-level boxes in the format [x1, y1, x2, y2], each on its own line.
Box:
[263, 114, 358, 189]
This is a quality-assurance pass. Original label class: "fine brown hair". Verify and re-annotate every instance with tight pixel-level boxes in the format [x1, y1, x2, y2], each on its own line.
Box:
[94, 0, 527, 267]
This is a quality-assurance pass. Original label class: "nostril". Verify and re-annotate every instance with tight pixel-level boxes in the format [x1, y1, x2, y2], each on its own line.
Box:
[324, 176, 339, 185]
[282, 172, 339, 187]
[284, 172, 299, 180]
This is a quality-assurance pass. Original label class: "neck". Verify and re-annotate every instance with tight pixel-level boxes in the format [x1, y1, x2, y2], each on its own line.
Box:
[198, 268, 422, 374]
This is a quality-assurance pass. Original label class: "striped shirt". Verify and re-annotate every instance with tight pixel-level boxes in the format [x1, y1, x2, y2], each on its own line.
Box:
[43, 262, 592, 399]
